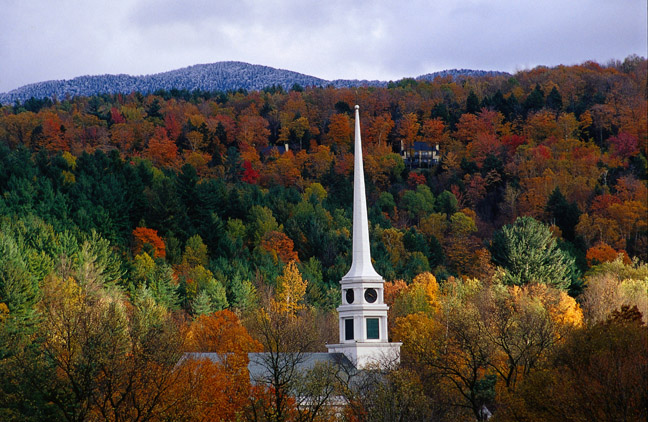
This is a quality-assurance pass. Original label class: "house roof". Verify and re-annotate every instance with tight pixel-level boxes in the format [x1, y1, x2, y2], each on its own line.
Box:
[410, 141, 437, 151]
[260, 144, 290, 155]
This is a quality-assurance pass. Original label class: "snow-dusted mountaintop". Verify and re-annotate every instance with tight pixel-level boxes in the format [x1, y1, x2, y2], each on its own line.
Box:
[416, 69, 510, 81]
[0, 61, 509, 104]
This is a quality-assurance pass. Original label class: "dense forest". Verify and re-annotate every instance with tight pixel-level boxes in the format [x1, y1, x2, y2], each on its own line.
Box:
[0, 56, 646, 421]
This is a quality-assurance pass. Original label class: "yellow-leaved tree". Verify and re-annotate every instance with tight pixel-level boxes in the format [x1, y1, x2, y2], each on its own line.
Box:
[274, 261, 307, 315]
[393, 275, 585, 421]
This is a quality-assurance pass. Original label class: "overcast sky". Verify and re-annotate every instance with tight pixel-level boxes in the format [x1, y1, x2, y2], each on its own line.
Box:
[1, 0, 646, 93]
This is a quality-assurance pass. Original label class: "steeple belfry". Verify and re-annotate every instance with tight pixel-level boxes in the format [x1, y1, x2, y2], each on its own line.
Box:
[326, 105, 401, 369]
[344, 105, 382, 281]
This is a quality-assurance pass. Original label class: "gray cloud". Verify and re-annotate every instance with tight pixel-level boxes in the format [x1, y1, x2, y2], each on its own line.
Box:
[1, 0, 646, 93]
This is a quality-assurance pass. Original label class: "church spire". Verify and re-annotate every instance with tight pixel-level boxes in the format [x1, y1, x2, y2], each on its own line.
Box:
[343, 105, 382, 281]
[327, 105, 401, 369]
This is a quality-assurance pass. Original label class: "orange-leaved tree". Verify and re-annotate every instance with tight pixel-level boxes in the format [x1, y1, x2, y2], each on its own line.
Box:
[367, 113, 395, 147]
[237, 113, 270, 148]
[261, 231, 299, 264]
[182, 310, 262, 422]
[132, 227, 166, 258]
[586, 242, 631, 267]
[421, 117, 447, 147]
[145, 127, 178, 168]
[326, 113, 353, 152]
[40, 111, 70, 151]
[398, 113, 421, 149]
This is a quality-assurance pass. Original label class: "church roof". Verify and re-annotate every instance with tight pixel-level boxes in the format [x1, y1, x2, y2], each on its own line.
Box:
[184, 352, 355, 381]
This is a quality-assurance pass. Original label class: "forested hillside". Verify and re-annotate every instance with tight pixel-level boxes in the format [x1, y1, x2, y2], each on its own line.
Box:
[0, 61, 509, 106]
[0, 56, 646, 421]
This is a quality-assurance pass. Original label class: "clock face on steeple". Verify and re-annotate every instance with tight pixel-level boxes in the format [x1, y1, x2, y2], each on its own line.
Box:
[345, 289, 355, 304]
[364, 288, 377, 303]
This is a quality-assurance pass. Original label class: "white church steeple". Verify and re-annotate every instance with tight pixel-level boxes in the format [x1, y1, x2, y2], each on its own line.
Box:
[344, 105, 382, 281]
[326, 105, 401, 369]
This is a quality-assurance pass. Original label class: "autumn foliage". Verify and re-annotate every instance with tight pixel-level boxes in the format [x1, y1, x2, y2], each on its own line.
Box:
[179, 311, 262, 421]
[0, 56, 646, 421]
[132, 226, 166, 258]
[586, 242, 631, 267]
[261, 230, 299, 264]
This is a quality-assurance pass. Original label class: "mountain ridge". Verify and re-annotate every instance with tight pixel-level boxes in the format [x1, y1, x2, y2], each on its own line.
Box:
[0, 61, 509, 104]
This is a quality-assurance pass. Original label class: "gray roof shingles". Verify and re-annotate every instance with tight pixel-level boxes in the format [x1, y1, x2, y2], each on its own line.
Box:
[184, 352, 355, 381]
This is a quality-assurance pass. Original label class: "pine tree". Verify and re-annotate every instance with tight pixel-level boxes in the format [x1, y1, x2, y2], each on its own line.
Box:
[466, 91, 480, 114]
[229, 277, 256, 312]
[182, 234, 209, 267]
[204, 280, 229, 311]
[490, 217, 574, 290]
[546, 86, 563, 111]
[545, 187, 581, 242]
[0, 233, 38, 317]
[505, 93, 521, 120]
[149, 264, 179, 310]
[192, 290, 214, 316]
[524, 84, 545, 113]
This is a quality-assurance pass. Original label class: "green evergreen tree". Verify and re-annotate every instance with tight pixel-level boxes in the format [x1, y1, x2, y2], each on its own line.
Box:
[466, 90, 480, 114]
[546, 86, 563, 111]
[147, 98, 162, 119]
[0, 234, 38, 316]
[490, 90, 507, 115]
[403, 228, 430, 257]
[505, 92, 521, 120]
[204, 279, 228, 311]
[545, 187, 581, 242]
[432, 102, 451, 123]
[378, 191, 397, 210]
[426, 235, 445, 269]
[144, 174, 185, 239]
[148, 264, 179, 310]
[218, 219, 246, 259]
[176, 164, 199, 235]
[225, 147, 243, 182]
[524, 84, 545, 113]
[194, 180, 227, 252]
[228, 275, 256, 312]
[557, 240, 585, 296]
[489, 217, 574, 290]
[85, 230, 124, 283]
[192, 290, 214, 316]
[182, 234, 209, 267]
[247, 205, 279, 245]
